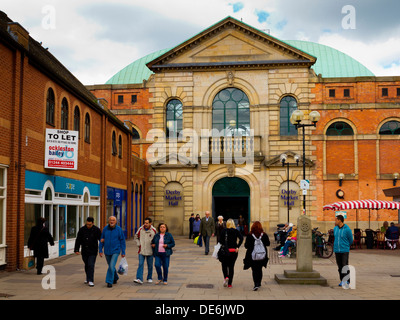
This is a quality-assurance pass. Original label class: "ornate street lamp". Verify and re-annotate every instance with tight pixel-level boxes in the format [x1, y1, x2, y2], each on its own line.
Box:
[290, 110, 320, 215]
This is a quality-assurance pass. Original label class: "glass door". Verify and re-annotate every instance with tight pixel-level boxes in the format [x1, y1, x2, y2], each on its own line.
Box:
[59, 205, 67, 256]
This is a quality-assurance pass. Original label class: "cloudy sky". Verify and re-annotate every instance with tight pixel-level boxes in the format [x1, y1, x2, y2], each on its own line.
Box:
[2, 0, 400, 85]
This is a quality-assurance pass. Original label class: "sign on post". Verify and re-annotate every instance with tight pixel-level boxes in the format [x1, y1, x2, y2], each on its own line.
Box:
[45, 129, 79, 170]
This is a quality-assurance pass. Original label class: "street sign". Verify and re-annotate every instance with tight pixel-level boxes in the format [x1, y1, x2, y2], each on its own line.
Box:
[300, 179, 310, 190]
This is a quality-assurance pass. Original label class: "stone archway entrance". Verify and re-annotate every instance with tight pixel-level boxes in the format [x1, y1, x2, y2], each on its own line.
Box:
[212, 177, 250, 226]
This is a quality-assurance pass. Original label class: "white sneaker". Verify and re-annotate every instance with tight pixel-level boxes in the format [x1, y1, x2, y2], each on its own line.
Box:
[88, 282, 94, 287]
[147, 279, 153, 283]
[134, 279, 143, 284]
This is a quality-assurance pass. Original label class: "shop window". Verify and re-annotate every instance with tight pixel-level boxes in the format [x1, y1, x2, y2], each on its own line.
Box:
[379, 120, 400, 135]
[74, 106, 80, 135]
[166, 99, 183, 138]
[326, 121, 354, 136]
[382, 88, 388, 97]
[112, 131, 117, 155]
[24, 203, 41, 245]
[329, 89, 336, 98]
[67, 206, 77, 239]
[212, 88, 250, 136]
[118, 135, 122, 158]
[46, 88, 55, 126]
[0, 168, 6, 247]
[61, 98, 69, 130]
[279, 96, 297, 136]
[84, 113, 90, 143]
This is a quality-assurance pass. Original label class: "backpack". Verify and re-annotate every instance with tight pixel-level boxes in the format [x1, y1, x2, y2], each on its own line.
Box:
[251, 233, 266, 261]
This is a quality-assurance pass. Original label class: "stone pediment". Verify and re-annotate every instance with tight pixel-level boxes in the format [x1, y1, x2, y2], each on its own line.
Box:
[147, 16, 316, 72]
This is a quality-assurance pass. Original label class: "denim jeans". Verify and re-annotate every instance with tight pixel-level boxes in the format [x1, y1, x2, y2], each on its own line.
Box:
[136, 254, 153, 281]
[155, 252, 170, 282]
[203, 235, 210, 253]
[105, 253, 120, 284]
[82, 254, 97, 282]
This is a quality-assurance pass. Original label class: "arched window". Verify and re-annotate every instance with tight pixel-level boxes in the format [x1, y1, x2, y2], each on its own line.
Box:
[326, 121, 354, 136]
[132, 127, 140, 140]
[166, 99, 183, 138]
[61, 98, 69, 130]
[280, 96, 298, 136]
[118, 135, 122, 158]
[112, 131, 117, 155]
[84, 113, 90, 143]
[379, 120, 400, 135]
[212, 88, 250, 136]
[74, 106, 80, 134]
[46, 88, 55, 125]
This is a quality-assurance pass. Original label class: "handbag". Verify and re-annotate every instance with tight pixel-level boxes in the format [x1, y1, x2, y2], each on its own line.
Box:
[217, 231, 228, 262]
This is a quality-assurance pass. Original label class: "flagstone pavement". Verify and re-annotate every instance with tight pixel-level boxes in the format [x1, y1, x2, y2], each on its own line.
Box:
[1, 235, 400, 300]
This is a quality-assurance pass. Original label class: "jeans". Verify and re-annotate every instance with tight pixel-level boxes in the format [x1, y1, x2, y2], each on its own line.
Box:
[221, 252, 238, 285]
[155, 252, 170, 282]
[105, 253, 120, 284]
[136, 254, 153, 281]
[335, 252, 350, 281]
[82, 254, 97, 283]
[203, 235, 210, 253]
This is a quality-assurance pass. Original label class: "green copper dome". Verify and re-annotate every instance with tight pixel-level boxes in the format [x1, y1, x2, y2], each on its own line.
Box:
[106, 38, 374, 85]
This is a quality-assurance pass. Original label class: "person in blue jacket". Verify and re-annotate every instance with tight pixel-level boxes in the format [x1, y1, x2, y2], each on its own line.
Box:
[99, 216, 126, 288]
[333, 214, 353, 287]
[151, 223, 175, 285]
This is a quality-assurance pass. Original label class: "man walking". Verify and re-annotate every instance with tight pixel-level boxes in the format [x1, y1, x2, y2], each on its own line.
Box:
[200, 211, 215, 255]
[133, 217, 157, 284]
[99, 216, 126, 288]
[189, 213, 195, 239]
[333, 214, 353, 287]
[74, 217, 102, 287]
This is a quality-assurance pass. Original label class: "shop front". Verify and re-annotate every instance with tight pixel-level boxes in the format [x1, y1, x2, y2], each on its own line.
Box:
[24, 170, 100, 259]
[107, 187, 127, 238]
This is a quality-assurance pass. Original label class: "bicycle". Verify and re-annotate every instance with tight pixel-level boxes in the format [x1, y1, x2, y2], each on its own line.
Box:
[314, 228, 334, 259]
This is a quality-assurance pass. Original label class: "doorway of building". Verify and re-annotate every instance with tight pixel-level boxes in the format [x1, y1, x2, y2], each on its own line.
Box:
[212, 177, 250, 226]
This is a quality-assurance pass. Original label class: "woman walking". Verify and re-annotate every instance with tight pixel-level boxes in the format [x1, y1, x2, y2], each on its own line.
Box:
[243, 221, 270, 291]
[215, 215, 226, 244]
[218, 219, 243, 288]
[152, 223, 175, 285]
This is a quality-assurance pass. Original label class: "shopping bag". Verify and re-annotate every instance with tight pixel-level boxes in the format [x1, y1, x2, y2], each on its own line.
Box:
[117, 257, 128, 275]
[194, 236, 199, 245]
[23, 248, 35, 270]
[212, 243, 221, 259]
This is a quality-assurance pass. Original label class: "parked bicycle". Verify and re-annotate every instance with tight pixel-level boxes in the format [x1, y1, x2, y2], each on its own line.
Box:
[313, 228, 334, 259]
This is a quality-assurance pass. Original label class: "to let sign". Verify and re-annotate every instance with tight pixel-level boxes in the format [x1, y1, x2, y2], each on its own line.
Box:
[45, 129, 79, 170]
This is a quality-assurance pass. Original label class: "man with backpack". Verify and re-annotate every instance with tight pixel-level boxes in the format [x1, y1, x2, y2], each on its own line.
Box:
[243, 221, 270, 291]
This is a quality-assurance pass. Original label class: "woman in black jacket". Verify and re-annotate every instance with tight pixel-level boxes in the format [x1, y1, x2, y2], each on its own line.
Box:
[243, 221, 270, 291]
[218, 219, 243, 288]
[28, 217, 54, 275]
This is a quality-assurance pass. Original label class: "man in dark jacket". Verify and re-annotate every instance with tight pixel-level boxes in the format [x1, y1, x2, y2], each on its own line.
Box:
[28, 217, 54, 275]
[74, 217, 101, 287]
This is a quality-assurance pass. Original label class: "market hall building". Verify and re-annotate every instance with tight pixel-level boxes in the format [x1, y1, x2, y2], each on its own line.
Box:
[0, 12, 146, 271]
[90, 16, 400, 236]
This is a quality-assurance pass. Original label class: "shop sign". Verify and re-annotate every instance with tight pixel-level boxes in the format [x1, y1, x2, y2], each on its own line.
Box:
[280, 189, 300, 207]
[165, 190, 182, 206]
[45, 129, 79, 170]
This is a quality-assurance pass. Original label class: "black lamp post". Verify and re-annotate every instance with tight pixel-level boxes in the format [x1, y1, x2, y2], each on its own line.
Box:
[280, 153, 300, 223]
[290, 110, 321, 215]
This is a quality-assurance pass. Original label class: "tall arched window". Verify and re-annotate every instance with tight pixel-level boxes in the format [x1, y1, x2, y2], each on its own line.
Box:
[61, 98, 69, 130]
[166, 99, 183, 138]
[118, 135, 122, 158]
[326, 121, 354, 136]
[84, 113, 90, 143]
[46, 88, 55, 125]
[112, 131, 117, 155]
[379, 120, 400, 135]
[280, 96, 297, 136]
[74, 106, 80, 134]
[212, 87, 250, 136]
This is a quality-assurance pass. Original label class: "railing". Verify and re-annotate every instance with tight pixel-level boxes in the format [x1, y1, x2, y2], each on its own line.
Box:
[207, 136, 261, 153]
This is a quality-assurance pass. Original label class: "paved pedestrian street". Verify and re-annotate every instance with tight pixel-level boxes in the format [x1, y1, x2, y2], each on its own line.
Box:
[1, 236, 400, 301]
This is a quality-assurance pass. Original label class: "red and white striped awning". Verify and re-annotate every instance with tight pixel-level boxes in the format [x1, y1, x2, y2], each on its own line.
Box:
[323, 200, 400, 211]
